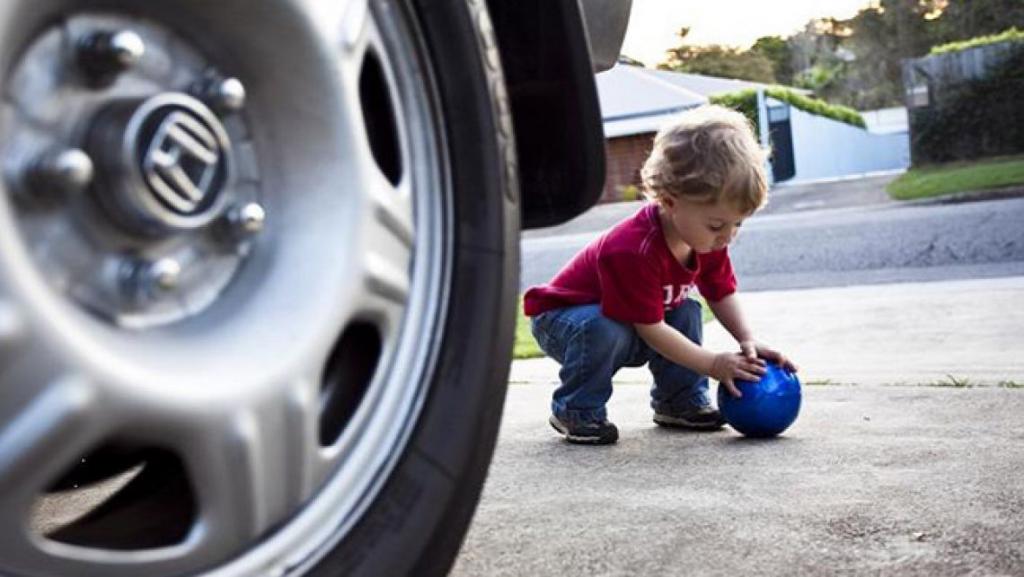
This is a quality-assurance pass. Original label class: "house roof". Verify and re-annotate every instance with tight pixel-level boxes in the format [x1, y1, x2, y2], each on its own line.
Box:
[644, 69, 779, 98]
[597, 65, 811, 138]
[596, 65, 707, 138]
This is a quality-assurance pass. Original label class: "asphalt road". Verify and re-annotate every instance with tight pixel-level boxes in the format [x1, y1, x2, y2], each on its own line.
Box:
[521, 195, 1024, 292]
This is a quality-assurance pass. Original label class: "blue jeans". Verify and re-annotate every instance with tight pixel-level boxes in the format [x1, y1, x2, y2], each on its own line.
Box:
[530, 299, 710, 425]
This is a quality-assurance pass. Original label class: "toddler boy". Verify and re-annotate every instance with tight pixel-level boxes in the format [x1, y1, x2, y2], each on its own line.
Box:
[524, 105, 797, 445]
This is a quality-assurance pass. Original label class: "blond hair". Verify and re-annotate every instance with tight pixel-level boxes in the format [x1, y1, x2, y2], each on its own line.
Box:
[641, 104, 769, 214]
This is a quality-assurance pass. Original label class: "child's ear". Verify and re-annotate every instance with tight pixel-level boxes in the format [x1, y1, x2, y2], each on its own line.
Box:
[659, 195, 676, 210]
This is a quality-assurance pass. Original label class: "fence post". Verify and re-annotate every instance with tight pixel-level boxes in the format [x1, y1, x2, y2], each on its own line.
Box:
[757, 88, 774, 186]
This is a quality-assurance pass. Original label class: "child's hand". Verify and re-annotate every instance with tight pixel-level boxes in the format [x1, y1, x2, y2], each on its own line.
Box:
[739, 340, 799, 374]
[710, 352, 766, 398]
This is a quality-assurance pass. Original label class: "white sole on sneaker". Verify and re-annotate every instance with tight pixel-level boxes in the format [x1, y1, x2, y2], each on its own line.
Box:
[652, 413, 725, 430]
[548, 415, 617, 445]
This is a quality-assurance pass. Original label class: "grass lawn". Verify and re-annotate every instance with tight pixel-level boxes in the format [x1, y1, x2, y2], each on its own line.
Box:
[887, 155, 1024, 201]
[513, 297, 543, 359]
[513, 295, 713, 360]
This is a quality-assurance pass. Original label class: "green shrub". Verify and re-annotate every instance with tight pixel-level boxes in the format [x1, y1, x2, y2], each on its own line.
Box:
[931, 27, 1024, 56]
[617, 184, 642, 202]
[909, 46, 1024, 164]
[710, 88, 866, 130]
[766, 88, 866, 128]
[709, 90, 759, 127]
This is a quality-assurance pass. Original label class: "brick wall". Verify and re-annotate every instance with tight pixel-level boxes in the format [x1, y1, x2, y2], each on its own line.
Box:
[602, 132, 655, 203]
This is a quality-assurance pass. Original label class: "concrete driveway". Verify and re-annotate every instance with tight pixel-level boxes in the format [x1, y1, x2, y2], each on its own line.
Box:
[452, 384, 1024, 577]
[451, 276, 1024, 576]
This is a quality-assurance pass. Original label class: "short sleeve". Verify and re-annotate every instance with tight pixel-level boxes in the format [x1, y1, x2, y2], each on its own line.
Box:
[695, 248, 737, 303]
[597, 252, 665, 324]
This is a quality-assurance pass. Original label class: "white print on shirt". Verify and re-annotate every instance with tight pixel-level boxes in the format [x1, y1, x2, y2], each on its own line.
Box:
[662, 284, 690, 309]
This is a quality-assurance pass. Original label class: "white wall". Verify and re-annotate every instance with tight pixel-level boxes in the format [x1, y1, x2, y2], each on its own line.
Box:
[765, 97, 911, 183]
[861, 107, 909, 135]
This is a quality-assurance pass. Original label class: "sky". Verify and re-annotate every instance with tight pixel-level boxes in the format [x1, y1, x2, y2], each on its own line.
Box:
[621, 0, 875, 67]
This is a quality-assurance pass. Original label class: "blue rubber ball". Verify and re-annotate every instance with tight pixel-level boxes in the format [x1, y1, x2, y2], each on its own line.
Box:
[717, 362, 802, 438]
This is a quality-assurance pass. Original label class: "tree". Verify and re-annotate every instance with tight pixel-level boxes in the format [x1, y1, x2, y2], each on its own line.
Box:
[787, 19, 846, 82]
[787, 1, 944, 109]
[750, 36, 796, 86]
[654, 1, 1024, 111]
[659, 28, 776, 83]
[835, 0, 946, 107]
[930, 0, 1024, 44]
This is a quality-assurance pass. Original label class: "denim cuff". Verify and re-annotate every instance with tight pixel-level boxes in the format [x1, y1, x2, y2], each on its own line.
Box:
[651, 390, 713, 415]
[555, 406, 608, 425]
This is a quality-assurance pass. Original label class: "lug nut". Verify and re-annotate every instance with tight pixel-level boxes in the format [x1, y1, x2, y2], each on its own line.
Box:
[208, 77, 247, 112]
[27, 148, 95, 196]
[106, 31, 146, 67]
[123, 258, 182, 299]
[78, 30, 145, 80]
[146, 258, 182, 292]
[227, 202, 266, 236]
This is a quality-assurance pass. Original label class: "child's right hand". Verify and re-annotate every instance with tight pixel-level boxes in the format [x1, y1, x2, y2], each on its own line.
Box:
[710, 352, 767, 398]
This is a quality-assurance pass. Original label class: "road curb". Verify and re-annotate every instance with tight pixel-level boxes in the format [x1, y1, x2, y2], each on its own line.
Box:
[896, 185, 1024, 207]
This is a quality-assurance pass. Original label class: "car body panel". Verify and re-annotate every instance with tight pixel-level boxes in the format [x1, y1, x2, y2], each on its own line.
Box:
[579, 0, 632, 73]
[487, 0, 631, 229]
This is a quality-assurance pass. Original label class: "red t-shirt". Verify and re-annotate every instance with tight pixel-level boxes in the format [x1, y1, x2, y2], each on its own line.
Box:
[523, 203, 738, 324]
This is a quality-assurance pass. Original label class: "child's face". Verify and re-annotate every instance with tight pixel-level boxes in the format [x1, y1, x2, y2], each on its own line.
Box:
[661, 195, 749, 254]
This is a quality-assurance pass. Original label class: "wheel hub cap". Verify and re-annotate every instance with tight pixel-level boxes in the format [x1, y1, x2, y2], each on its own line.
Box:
[0, 2, 451, 576]
[90, 93, 233, 233]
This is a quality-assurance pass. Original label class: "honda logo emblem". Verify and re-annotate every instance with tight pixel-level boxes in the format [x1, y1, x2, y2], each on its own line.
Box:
[141, 111, 223, 215]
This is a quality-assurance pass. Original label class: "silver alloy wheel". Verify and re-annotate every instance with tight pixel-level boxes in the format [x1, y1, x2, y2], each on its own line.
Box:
[0, 1, 450, 575]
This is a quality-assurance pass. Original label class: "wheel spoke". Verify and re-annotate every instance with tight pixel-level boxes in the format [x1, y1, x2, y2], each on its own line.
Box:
[292, 0, 371, 63]
[182, 382, 319, 546]
[365, 252, 410, 304]
[372, 177, 415, 251]
[341, 0, 372, 51]
[0, 379, 99, 501]
[0, 378, 105, 570]
[366, 171, 414, 296]
[357, 169, 414, 325]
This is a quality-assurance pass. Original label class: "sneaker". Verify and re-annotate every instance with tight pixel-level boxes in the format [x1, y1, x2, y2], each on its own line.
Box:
[549, 414, 619, 445]
[653, 404, 726, 430]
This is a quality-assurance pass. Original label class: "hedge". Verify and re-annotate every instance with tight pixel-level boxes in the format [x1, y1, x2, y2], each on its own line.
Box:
[709, 91, 759, 127]
[710, 88, 866, 131]
[930, 27, 1024, 56]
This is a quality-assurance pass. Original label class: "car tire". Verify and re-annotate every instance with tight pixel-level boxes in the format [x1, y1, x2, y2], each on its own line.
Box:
[0, 0, 517, 575]
[307, 0, 520, 574]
